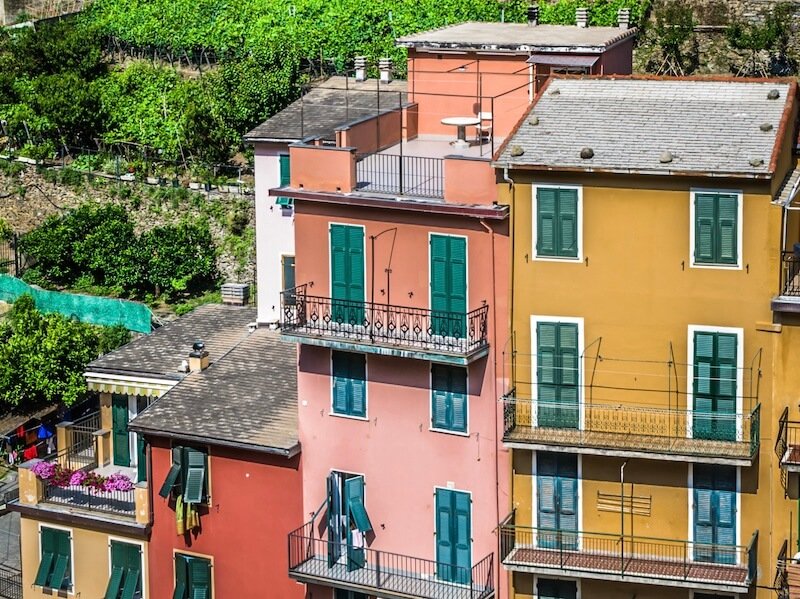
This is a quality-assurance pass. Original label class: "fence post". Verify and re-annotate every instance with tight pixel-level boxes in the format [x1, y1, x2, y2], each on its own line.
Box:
[375, 550, 381, 588]
[13, 232, 19, 277]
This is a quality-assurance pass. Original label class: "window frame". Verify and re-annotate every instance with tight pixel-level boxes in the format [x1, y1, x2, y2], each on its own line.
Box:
[687, 464, 742, 566]
[330, 351, 368, 421]
[429, 364, 469, 436]
[685, 325, 744, 442]
[689, 189, 743, 270]
[532, 452, 584, 549]
[36, 523, 73, 593]
[172, 551, 213, 599]
[533, 576, 581, 599]
[532, 184, 583, 262]
[107, 536, 146, 599]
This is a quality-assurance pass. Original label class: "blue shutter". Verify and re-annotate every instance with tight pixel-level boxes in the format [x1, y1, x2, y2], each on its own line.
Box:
[350, 354, 366, 417]
[537, 188, 557, 255]
[450, 368, 468, 433]
[327, 473, 342, 567]
[694, 465, 736, 564]
[431, 365, 451, 429]
[537, 453, 558, 539]
[435, 489, 454, 581]
[453, 490, 472, 584]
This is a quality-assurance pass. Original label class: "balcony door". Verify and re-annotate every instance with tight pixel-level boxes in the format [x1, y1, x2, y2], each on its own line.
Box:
[536, 321, 579, 429]
[430, 234, 467, 338]
[537, 452, 578, 550]
[112, 394, 131, 467]
[693, 331, 737, 442]
[537, 578, 577, 599]
[330, 224, 365, 325]
[327, 471, 373, 571]
[435, 488, 471, 584]
[694, 465, 736, 564]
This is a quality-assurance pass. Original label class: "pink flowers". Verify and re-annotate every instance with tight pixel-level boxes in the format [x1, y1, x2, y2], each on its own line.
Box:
[30, 460, 134, 493]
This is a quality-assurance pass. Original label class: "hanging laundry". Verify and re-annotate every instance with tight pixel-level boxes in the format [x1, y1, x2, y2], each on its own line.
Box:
[46, 436, 55, 454]
[175, 495, 186, 535]
[22, 445, 38, 461]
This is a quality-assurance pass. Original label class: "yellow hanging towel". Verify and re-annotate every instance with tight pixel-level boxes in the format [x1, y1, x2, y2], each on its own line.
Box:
[175, 495, 186, 535]
[186, 502, 200, 531]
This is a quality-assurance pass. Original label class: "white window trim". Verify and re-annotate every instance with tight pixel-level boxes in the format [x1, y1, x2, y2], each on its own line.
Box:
[531, 184, 583, 262]
[689, 188, 744, 270]
[427, 231, 470, 312]
[530, 315, 585, 429]
[38, 522, 75, 594]
[329, 351, 369, 421]
[107, 536, 146, 599]
[687, 464, 742, 566]
[531, 452, 583, 550]
[432, 485, 474, 586]
[686, 325, 745, 441]
[533, 575, 582, 599]
[429, 363, 470, 437]
[328, 222, 367, 302]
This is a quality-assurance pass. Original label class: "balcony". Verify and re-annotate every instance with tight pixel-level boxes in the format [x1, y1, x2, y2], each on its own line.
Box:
[499, 517, 757, 594]
[288, 520, 494, 599]
[356, 153, 444, 198]
[772, 251, 800, 312]
[777, 409, 800, 473]
[280, 284, 489, 365]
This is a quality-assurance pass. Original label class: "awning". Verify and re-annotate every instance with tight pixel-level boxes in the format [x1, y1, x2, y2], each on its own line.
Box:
[85, 372, 176, 398]
[527, 54, 599, 68]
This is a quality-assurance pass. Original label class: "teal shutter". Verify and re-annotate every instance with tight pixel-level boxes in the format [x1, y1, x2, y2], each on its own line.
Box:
[716, 333, 738, 441]
[332, 352, 350, 414]
[183, 448, 207, 504]
[448, 237, 467, 338]
[34, 528, 56, 587]
[159, 447, 183, 498]
[346, 226, 365, 305]
[695, 194, 716, 263]
[537, 322, 579, 429]
[173, 554, 188, 599]
[435, 489, 471, 584]
[331, 224, 349, 319]
[431, 365, 467, 433]
[430, 235, 467, 338]
[537, 453, 578, 549]
[189, 557, 211, 599]
[108, 541, 141, 599]
[105, 566, 124, 599]
[693, 332, 737, 442]
[430, 234, 450, 336]
[694, 465, 737, 564]
[349, 354, 366, 417]
[717, 194, 738, 264]
[39, 528, 70, 590]
[344, 476, 370, 571]
[330, 225, 364, 324]
[136, 435, 147, 483]
[327, 473, 342, 567]
[332, 352, 366, 417]
[276, 155, 292, 206]
[537, 188, 557, 256]
[557, 188, 578, 258]
[112, 394, 131, 467]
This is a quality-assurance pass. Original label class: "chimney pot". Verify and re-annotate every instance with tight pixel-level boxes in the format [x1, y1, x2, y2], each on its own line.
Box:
[576, 7, 589, 27]
[527, 4, 539, 26]
[618, 8, 630, 29]
[188, 339, 210, 372]
[379, 57, 392, 84]
[354, 56, 367, 82]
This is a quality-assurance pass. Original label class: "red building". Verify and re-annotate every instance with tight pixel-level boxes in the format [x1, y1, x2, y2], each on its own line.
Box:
[130, 319, 304, 598]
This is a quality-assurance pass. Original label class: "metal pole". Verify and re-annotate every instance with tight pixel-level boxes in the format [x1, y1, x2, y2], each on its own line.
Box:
[620, 459, 628, 575]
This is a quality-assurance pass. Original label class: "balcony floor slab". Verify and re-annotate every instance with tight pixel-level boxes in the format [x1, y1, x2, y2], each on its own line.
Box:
[291, 555, 494, 599]
[503, 547, 750, 594]
[503, 427, 754, 466]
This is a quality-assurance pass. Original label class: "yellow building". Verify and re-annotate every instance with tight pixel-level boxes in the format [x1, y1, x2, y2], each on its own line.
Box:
[493, 76, 799, 599]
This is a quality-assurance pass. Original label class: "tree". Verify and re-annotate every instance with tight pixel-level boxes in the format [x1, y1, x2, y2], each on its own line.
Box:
[652, 0, 697, 75]
[0, 295, 130, 408]
[727, 2, 796, 77]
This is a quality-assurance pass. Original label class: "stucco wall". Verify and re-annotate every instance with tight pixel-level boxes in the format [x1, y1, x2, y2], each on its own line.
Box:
[20, 516, 149, 599]
[147, 438, 304, 599]
[254, 141, 295, 323]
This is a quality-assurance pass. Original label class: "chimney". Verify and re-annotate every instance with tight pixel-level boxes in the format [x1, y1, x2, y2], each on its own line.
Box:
[354, 56, 367, 82]
[618, 8, 630, 29]
[188, 340, 209, 372]
[527, 4, 539, 26]
[221, 282, 250, 306]
[576, 7, 589, 28]
[379, 57, 392, 84]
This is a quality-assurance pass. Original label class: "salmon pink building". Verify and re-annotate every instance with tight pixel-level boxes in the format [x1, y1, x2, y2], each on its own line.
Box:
[273, 12, 635, 599]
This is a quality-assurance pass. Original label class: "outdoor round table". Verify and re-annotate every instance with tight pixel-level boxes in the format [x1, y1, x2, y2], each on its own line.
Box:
[441, 116, 481, 148]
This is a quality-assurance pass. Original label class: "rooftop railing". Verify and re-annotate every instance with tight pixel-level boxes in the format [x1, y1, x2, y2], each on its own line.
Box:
[502, 394, 760, 462]
[499, 518, 756, 592]
[281, 284, 489, 357]
[289, 520, 494, 599]
[356, 153, 444, 198]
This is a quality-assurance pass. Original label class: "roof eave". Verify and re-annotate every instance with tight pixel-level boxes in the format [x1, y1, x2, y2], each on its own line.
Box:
[130, 425, 301, 459]
[491, 162, 775, 180]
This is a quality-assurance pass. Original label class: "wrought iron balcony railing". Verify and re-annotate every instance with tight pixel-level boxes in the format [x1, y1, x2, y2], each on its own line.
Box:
[502, 394, 760, 464]
[281, 284, 489, 359]
[499, 519, 757, 593]
[288, 520, 494, 599]
[776, 407, 800, 470]
[780, 251, 800, 297]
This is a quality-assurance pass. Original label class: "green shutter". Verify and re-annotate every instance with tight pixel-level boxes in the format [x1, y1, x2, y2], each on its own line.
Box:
[326, 473, 342, 567]
[450, 368, 467, 433]
[34, 552, 54, 587]
[350, 355, 366, 417]
[693, 332, 737, 442]
[717, 194, 738, 264]
[695, 194, 716, 263]
[453, 490, 471, 584]
[695, 192, 739, 265]
[537, 323, 559, 427]
[183, 448, 207, 504]
[276, 155, 292, 206]
[346, 226, 365, 305]
[537, 452, 578, 549]
[104, 566, 124, 599]
[557, 323, 580, 428]
[174, 554, 188, 599]
[189, 558, 211, 599]
[38, 528, 70, 590]
[537, 188, 557, 256]
[112, 394, 131, 467]
[137, 434, 147, 483]
[332, 352, 366, 417]
[435, 488, 471, 584]
[332, 352, 350, 414]
[345, 476, 372, 533]
[330, 225, 365, 324]
[431, 365, 451, 429]
[159, 447, 183, 498]
[110, 541, 141, 599]
[557, 189, 578, 258]
[50, 554, 69, 591]
[430, 235, 467, 337]
[431, 365, 467, 432]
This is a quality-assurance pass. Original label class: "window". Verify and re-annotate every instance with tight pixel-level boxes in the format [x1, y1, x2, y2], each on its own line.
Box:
[282, 255, 296, 292]
[173, 554, 211, 599]
[435, 488, 471, 583]
[536, 321, 580, 429]
[105, 541, 142, 599]
[692, 330, 738, 442]
[34, 526, 71, 591]
[330, 224, 365, 324]
[276, 155, 292, 206]
[535, 186, 579, 259]
[537, 578, 577, 599]
[693, 191, 739, 266]
[537, 452, 578, 550]
[693, 465, 737, 565]
[327, 472, 373, 571]
[431, 365, 468, 433]
[332, 352, 366, 418]
[158, 446, 209, 504]
[430, 234, 467, 337]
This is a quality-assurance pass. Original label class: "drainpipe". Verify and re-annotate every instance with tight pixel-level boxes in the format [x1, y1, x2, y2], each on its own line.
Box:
[503, 167, 516, 388]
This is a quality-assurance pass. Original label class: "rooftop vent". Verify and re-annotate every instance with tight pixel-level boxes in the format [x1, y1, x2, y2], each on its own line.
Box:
[379, 58, 392, 84]
[189, 339, 209, 372]
[527, 4, 539, 26]
[618, 8, 630, 29]
[221, 282, 250, 306]
[760, 122, 774, 132]
[576, 7, 589, 28]
[354, 56, 367, 82]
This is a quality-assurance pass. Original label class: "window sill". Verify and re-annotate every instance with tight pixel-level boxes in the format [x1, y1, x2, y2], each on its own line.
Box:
[430, 426, 469, 437]
[330, 412, 369, 422]
[690, 261, 742, 270]
[533, 255, 582, 263]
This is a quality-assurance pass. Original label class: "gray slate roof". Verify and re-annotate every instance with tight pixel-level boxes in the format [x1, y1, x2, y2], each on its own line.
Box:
[129, 329, 298, 455]
[87, 304, 256, 380]
[495, 78, 794, 177]
[396, 22, 636, 52]
[244, 76, 408, 143]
